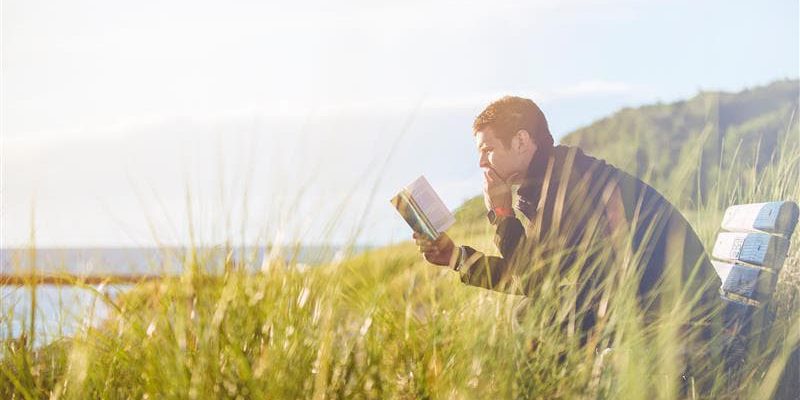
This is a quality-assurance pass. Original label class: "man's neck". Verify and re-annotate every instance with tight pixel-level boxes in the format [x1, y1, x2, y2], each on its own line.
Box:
[521, 145, 555, 187]
[515, 144, 556, 217]
[512, 150, 537, 185]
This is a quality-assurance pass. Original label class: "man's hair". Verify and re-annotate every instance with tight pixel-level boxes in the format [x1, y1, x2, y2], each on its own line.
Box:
[473, 96, 554, 149]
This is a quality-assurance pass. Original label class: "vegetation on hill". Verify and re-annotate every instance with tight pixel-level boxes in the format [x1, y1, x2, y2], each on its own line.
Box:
[561, 79, 799, 207]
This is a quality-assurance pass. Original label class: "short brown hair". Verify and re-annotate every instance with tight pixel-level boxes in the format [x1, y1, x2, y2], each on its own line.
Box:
[473, 96, 553, 149]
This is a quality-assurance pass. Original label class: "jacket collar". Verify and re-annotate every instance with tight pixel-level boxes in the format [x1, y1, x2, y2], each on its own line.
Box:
[516, 144, 554, 217]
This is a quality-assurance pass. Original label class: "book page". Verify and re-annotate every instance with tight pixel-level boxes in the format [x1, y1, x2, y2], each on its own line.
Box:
[406, 176, 455, 234]
[390, 190, 438, 240]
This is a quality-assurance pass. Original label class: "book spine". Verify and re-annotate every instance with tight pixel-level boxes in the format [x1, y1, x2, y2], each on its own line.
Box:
[405, 191, 439, 240]
[390, 191, 435, 240]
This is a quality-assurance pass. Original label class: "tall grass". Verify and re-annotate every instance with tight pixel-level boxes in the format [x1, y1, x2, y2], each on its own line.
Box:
[2, 119, 798, 399]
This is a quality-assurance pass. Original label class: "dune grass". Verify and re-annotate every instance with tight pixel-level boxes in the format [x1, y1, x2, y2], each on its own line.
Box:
[2, 122, 799, 399]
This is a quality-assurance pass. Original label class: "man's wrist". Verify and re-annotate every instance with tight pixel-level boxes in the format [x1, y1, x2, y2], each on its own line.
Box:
[487, 207, 514, 225]
[493, 207, 513, 217]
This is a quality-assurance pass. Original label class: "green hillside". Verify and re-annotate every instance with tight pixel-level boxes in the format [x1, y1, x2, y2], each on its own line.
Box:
[560, 79, 799, 207]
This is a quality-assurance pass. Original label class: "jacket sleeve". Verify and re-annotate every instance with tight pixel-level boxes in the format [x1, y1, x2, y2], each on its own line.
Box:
[454, 216, 528, 296]
[495, 216, 525, 259]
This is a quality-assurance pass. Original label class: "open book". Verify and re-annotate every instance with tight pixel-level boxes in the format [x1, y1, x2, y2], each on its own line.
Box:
[390, 176, 455, 241]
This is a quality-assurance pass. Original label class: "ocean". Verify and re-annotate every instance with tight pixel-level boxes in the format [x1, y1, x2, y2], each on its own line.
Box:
[0, 245, 358, 346]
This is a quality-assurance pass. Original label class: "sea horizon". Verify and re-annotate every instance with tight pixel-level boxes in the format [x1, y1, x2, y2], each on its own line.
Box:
[0, 244, 374, 275]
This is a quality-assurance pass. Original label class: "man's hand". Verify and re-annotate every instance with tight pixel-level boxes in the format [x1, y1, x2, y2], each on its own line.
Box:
[413, 232, 456, 267]
[483, 169, 515, 211]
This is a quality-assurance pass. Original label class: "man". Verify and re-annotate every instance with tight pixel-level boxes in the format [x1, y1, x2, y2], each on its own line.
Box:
[414, 96, 725, 374]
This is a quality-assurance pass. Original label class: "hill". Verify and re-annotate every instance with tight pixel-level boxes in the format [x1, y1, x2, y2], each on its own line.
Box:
[560, 79, 799, 206]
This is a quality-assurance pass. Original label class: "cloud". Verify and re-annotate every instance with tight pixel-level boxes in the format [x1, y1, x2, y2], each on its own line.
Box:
[5, 79, 646, 146]
[553, 80, 645, 98]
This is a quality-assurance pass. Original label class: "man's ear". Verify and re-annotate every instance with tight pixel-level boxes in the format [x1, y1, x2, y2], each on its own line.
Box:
[515, 129, 533, 153]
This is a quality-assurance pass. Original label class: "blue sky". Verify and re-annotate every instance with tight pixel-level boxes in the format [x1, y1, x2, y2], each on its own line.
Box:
[2, 0, 798, 247]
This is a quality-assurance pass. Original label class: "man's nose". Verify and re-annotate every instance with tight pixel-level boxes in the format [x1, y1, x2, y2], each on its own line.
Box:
[479, 153, 489, 168]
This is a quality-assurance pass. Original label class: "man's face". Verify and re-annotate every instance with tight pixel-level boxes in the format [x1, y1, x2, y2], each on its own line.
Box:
[475, 127, 526, 183]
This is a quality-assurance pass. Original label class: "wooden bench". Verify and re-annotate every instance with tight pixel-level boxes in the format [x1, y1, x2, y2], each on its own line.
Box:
[711, 201, 798, 307]
[709, 201, 799, 378]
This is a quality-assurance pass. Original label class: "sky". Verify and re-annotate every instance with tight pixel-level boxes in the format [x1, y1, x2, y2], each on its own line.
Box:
[1, 0, 798, 248]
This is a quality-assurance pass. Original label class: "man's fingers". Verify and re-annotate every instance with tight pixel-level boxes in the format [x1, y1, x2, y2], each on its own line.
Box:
[417, 234, 454, 266]
[415, 237, 432, 247]
[417, 238, 449, 253]
[422, 244, 439, 253]
[419, 248, 439, 255]
[485, 169, 512, 197]
[486, 168, 507, 184]
[420, 247, 438, 256]
[484, 170, 498, 186]
[417, 241, 436, 251]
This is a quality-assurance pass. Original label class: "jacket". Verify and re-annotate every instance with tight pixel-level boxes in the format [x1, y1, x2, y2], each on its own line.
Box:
[454, 144, 722, 337]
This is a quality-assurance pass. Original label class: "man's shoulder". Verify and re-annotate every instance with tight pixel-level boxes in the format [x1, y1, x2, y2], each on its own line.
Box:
[554, 144, 667, 201]
[553, 144, 621, 179]
[554, 144, 616, 169]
